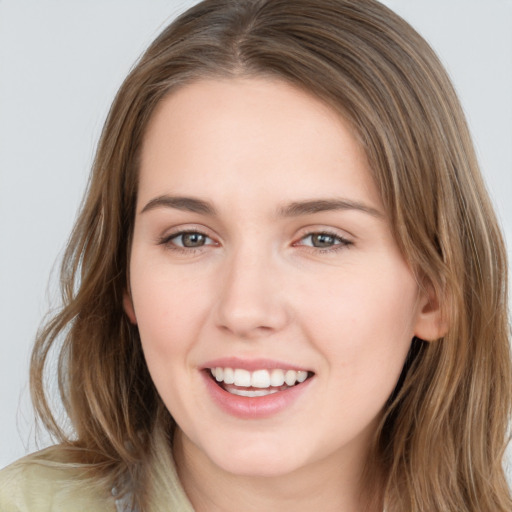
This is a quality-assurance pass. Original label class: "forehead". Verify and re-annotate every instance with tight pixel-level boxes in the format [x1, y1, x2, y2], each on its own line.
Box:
[137, 77, 380, 212]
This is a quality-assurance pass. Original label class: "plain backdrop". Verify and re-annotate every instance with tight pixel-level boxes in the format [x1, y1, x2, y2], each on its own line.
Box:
[1, 0, 511, 481]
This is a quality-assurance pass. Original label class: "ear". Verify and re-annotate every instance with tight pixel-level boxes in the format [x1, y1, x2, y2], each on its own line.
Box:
[123, 290, 137, 325]
[413, 281, 449, 342]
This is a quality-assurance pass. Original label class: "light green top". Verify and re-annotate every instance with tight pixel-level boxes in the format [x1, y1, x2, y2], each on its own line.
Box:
[0, 451, 114, 511]
[0, 448, 194, 511]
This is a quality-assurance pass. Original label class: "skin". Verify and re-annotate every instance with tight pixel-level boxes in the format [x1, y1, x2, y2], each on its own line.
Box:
[124, 77, 443, 511]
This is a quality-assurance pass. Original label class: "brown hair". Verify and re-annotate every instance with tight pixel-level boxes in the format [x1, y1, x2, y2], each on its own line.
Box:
[30, 0, 511, 510]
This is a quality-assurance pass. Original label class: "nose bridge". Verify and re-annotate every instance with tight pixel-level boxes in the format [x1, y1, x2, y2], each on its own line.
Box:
[214, 240, 289, 338]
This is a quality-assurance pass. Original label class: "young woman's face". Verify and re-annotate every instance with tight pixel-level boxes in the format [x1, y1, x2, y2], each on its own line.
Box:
[126, 78, 436, 478]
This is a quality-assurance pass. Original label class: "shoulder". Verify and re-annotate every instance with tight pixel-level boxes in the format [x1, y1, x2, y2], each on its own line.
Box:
[0, 447, 116, 512]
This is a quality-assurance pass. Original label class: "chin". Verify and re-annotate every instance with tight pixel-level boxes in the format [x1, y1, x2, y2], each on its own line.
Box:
[215, 455, 303, 478]
[203, 439, 308, 478]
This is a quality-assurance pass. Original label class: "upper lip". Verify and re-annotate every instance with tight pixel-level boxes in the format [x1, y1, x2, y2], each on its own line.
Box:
[201, 357, 313, 373]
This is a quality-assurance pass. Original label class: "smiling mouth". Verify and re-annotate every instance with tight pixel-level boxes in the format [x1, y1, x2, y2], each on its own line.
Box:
[208, 367, 314, 397]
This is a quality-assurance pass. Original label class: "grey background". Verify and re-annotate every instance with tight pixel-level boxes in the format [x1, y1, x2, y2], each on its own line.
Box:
[1, 0, 511, 481]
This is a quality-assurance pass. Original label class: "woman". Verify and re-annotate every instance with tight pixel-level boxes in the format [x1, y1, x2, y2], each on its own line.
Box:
[1, 0, 510, 510]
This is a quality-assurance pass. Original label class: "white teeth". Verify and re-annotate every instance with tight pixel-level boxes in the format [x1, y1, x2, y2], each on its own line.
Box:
[251, 369, 271, 388]
[270, 369, 285, 387]
[223, 367, 235, 384]
[233, 368, 251, 387]
[297, 370, 308, 383]
[285, 370, 297, 386]
[209, 367, 310, 389]
[229, 388, 280, 397]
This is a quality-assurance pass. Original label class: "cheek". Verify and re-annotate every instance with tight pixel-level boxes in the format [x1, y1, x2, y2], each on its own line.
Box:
[129, 265, 215, 419]
[129, 261, 212, 372]
[299, 268, 418, 444]
[299, 260, 418, 382]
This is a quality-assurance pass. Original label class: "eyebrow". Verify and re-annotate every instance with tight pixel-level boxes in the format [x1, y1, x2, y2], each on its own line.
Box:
[140, 195, 383, 219]
[140, 195, 217, 215]
[277, 198, 383, 218]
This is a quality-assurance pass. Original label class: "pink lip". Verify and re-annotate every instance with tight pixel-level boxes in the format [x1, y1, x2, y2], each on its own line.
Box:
[201, 367, 314, 420]
[201, 357, 311, 372]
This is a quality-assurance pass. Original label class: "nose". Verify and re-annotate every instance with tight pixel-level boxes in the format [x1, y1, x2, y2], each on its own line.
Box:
[214, 247, 290, 339]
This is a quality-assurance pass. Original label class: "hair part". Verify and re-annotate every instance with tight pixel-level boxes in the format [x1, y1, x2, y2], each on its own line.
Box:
[30, 1, 511, 510]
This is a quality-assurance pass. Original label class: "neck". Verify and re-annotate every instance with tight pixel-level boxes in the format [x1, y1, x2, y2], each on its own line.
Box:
[173, 428, 380, 512]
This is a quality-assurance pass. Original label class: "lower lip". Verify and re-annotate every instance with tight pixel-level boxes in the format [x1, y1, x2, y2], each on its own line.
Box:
[202, 371, 313, 419]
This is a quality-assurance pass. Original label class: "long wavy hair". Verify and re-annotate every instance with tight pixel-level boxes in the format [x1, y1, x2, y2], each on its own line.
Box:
[30, 0, 511, 510]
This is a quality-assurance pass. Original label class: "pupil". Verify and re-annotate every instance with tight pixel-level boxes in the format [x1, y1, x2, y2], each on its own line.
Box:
[312, 234, 334, 247]
[183, 233, 205, 247]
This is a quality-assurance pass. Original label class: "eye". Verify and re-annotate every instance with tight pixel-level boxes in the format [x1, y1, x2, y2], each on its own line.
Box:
[163, 231, 216, 249]
[296, 231, 352, 251]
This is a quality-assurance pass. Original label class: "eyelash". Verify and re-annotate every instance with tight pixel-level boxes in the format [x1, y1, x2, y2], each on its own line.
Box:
[158, 229, 352, 254]
[294, 231, 353, 253]
[158, 230, 216, 255]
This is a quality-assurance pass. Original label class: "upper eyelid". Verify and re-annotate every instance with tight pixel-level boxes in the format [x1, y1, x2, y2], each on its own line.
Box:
[294, 232, 351, 246]
[170, 231, 213, 240]
[294, 226, 354, 241]
[160, 224, 216, 239]
[163, 230, 216, 245]
[300, 232, 348, 240]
